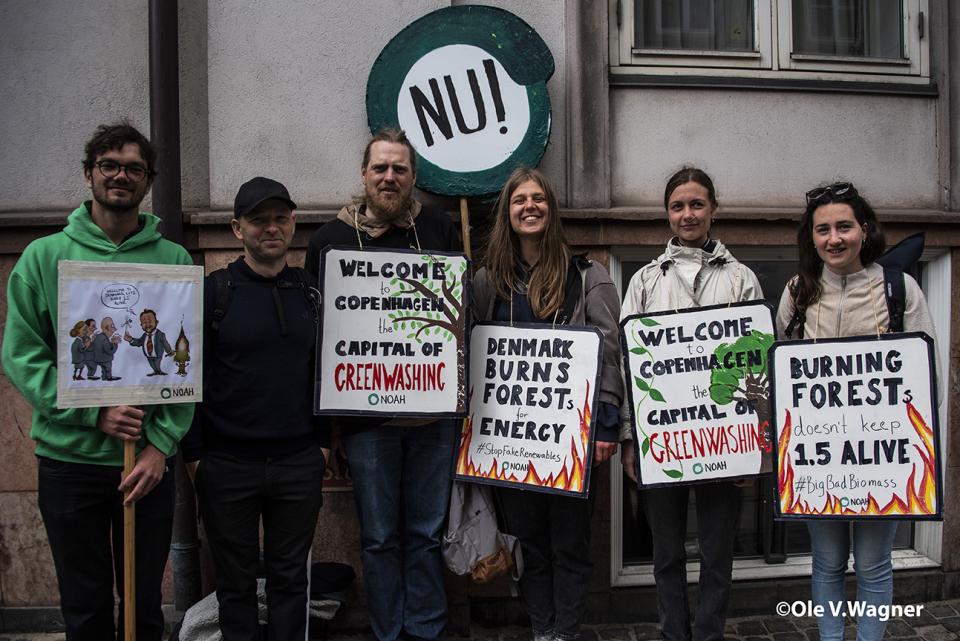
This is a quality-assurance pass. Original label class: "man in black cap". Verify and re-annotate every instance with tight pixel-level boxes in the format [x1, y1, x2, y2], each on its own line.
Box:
[182, 177, 329, 641]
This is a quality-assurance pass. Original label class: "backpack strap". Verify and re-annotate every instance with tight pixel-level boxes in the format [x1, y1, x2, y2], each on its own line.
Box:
[784, 308, 805, 339]
[209, 268, 234, 332]
[277, 267, 321, 323]
[882, 266, 906, 333]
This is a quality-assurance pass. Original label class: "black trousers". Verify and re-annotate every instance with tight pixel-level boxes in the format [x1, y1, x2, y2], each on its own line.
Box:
[497, 475, 597, 640]
[195, 444, 325, 641]
[37, 456, 174, 641]
[643, 482, 741, 641]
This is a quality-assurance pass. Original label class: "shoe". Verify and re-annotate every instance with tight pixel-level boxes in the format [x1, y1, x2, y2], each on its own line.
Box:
[104, 376, 121, 381]
[88, 376, 100, 380]
[146, 373, 156, 377]
[158, 371, 168, 375]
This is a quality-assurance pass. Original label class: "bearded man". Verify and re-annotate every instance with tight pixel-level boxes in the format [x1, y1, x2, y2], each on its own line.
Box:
[305, 129, 460, 641]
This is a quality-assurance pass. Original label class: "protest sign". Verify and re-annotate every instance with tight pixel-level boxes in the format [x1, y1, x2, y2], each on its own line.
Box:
[621, 301, 776, 487]
[366, 5, 554, 197]
[455, 322, 601, 498]
[316, 246, 468, 417]
[771, 333, 942, 519]
[57, 260, 203, 408]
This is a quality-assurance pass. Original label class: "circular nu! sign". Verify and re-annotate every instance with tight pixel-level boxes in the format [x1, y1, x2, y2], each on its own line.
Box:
[366, 5, 554, 197]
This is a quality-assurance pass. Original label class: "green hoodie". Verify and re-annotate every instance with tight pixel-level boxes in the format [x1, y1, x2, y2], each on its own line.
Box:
[1, 203, 196, 465]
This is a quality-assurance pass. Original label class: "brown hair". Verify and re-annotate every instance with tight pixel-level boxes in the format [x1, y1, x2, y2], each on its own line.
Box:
[484, 167, 570, 319]
[791, 183, 885, 310]
[663, 166, 718, 210]
[69, 321, 87, 337]
[362, 128, 417, 175]
[83, 121, 156, 175]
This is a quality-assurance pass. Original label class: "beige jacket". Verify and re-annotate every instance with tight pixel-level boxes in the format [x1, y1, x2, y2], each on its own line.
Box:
[619, 239, 763, 440]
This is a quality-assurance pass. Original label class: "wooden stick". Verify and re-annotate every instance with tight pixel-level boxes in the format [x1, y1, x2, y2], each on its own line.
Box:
[459, 197, 472, 260]
[123, 439, 136, 641]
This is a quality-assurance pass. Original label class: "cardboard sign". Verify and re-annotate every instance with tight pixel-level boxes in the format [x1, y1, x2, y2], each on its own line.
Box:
[621, 301, 776, 487]
[57, 260, 203, 408]
[771, 333, 942, 520]
[316, 247, 468, 417]
[455, 323, 601, 498]
[366, 5, 554, 196]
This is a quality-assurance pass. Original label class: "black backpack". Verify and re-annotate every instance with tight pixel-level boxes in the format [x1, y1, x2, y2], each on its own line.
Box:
[208, 266, 320, 335]
[785, 232, 923, 338]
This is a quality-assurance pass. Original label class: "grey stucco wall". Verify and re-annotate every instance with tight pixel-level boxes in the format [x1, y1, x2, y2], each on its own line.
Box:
[610, 88, 940, 209]
[0, 0, 151, 211]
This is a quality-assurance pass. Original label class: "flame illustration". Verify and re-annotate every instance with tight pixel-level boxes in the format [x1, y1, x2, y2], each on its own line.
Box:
[456, 383, 593, 492]
[778, 402, 937, 516]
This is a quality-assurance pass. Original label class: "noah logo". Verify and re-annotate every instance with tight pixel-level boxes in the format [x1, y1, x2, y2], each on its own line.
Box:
[161, 387, 194, 400]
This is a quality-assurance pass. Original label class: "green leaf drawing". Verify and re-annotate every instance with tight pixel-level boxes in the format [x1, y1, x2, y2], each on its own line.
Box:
[639, 317, 660, 327]
[630, 346, 648, 356]
[649, 388, 665, 402]
[634, 376, 650, 391]
[663, 469, 683, 479]
[641, 437, 650, 457]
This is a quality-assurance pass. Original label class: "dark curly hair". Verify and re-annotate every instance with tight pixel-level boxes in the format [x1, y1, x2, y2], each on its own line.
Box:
[82, 122, 156, 175]
[791, 182, 885, 310]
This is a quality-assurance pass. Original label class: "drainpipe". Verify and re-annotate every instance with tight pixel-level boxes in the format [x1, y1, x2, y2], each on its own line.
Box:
[149, 0, 201, 615]
[149, 0, 184, 244]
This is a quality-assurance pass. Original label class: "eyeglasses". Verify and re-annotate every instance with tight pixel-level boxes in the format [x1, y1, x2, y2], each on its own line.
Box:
[94, 160, 152, 182]
[805, 182, 858, 206]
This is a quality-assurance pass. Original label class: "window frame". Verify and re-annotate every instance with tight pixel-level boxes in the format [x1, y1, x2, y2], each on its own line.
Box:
[609, 0, 930, 84]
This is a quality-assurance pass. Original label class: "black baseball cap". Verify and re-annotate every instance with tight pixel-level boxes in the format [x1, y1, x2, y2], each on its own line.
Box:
[233, 177, 297, 218]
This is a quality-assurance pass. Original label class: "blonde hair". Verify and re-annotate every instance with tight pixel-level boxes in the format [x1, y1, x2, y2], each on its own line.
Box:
[484, 167, 570, 319]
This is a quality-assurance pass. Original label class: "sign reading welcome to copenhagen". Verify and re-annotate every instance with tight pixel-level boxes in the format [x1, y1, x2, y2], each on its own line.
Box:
[771, 333, 942, 520]
[456, 323, 602, 498]
[315, 247, 469, 417]
[622, 301, 777, 487]
[366, 5, 554, 196]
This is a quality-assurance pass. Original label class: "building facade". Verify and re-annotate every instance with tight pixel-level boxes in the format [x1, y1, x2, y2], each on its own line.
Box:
[0, 0, 957, 630]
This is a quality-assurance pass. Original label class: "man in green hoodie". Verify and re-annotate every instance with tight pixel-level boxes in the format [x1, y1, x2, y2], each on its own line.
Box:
[1, 122, 195, 641]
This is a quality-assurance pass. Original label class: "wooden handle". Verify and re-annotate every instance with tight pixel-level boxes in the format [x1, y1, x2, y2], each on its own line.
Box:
[459, 197, 472, 260]
[123, 440, 136, 641]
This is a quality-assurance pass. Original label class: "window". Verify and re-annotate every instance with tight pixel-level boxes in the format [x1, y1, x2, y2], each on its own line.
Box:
[610, 0, 929, 83]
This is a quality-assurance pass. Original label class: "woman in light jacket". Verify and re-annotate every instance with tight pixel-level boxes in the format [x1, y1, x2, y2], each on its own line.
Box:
[777, 182, 936, 641]
[620, 167, 762, 641]
[473, 167, 623, 641]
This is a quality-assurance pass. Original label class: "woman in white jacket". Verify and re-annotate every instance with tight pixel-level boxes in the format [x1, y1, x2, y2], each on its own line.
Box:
[620, 167, 762, 641]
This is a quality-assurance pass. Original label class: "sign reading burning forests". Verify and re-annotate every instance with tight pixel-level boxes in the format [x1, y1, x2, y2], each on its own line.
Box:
[316, 247, 468, 417]
[770, 333, 942, 520]
[366, 5, 554, 196]
[456, 323, 602, 498]
[621, 301, 776, 487]
[57, 260, 204, 408]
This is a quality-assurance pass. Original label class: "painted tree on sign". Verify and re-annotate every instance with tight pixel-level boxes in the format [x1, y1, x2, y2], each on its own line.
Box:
[387, 255, 467, 411]
[709, 330, 774, 455]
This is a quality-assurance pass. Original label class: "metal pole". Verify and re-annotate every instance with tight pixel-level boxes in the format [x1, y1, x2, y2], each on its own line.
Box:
[149, 0, 183, 243]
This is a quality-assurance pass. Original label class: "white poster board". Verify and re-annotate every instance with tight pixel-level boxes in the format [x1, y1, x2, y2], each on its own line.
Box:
[56, 260, 203, 408]
[771, 333, 942, 519]
[455, 323, 601, 497]
[621, 301, 776, 487]
[315, 246, 468, 417]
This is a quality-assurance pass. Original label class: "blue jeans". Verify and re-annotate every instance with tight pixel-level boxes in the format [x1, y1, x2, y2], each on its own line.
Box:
[343, 420, 456, 641]
[807, 520, 898, 641]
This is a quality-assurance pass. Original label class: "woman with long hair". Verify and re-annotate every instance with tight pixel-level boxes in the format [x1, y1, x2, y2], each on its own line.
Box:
[620, 166, 763, 641]
[777, 182, 937, 641]
[473, 167, 624, 641]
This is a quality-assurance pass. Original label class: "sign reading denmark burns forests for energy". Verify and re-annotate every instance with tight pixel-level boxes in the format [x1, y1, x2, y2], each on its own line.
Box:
[457, 324, 602, 497]
[366, 5, 554, 196]
[771, 333, 942, 519]
[316, 247, 468, 417]
[622, 302, 777, 487]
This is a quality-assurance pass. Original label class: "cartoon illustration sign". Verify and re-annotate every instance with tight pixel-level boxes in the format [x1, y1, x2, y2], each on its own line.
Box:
[366, 5, 554, 196]
[57, 260, 203, 408]
[621, 301, 776, 487]
[770, 333, 942, 520]
[315, 246, 468, 417]
[456, 323, 601, 498]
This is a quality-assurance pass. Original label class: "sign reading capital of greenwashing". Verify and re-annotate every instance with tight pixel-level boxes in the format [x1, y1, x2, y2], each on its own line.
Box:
[366, 5, 554, 197]
[621, 301, 777, 488]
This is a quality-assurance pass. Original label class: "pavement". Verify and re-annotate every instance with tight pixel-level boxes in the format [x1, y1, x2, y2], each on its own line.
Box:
[3, 599, 959, 641]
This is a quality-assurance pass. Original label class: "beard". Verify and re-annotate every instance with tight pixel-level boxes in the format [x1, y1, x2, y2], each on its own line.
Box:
[365, 186, 413, 222]
[92, 181, 145, 214]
